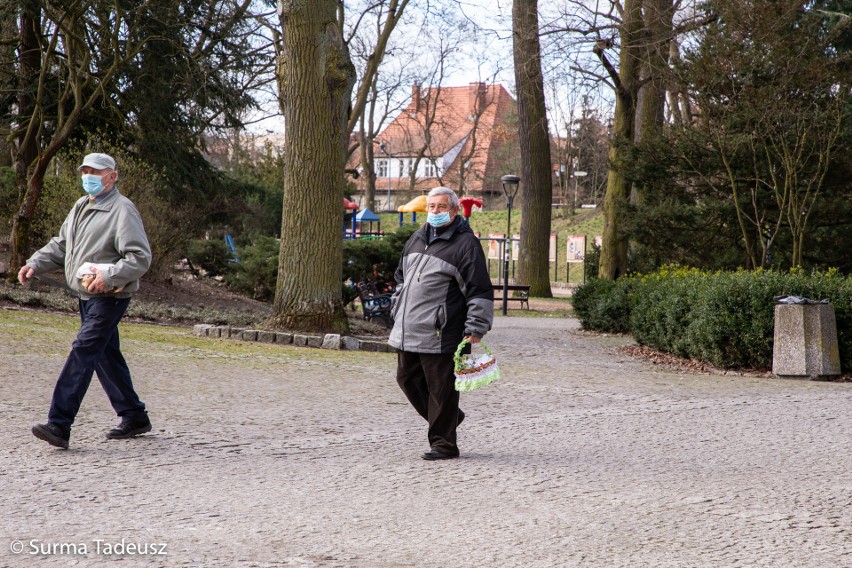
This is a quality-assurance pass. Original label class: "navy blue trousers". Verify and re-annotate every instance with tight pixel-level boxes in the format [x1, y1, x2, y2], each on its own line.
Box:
[48, 297, 146, 430]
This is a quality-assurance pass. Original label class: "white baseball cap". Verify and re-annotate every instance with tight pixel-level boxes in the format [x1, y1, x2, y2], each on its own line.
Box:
[78, 153, 116, 171]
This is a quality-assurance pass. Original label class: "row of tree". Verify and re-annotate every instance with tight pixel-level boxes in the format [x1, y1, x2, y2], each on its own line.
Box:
[543, 0, 850, 278]
[3, 1, 851, 335]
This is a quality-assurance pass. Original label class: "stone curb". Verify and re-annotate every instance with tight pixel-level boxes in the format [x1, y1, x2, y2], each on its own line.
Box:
[192, 324, 396, 353]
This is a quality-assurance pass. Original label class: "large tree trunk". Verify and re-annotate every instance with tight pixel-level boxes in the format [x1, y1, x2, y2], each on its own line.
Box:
[512, 0, 552, 297]
[0, 9, 12, 168]
[597, 0, 642, 280]
[270, 1, 355, 333]
[9, 9, 41, 277]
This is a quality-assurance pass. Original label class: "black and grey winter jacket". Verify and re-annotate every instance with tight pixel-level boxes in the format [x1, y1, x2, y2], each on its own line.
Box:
[388, 216, 494, 353]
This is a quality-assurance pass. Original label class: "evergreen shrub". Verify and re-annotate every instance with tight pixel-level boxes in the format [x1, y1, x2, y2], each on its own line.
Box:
[224, 236, 280, 301]
[575, 267, 852, 371]
[186, 239, 232, 276]
[571, 277, 633, 333]
[182, 225, 418, 307]
[342, 224, 417, 306]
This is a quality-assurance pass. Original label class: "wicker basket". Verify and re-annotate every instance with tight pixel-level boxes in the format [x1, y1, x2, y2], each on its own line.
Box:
[454, 338, 500, 392]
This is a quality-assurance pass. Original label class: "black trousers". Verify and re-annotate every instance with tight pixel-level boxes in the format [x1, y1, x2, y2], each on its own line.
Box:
[396, 350, 460, 453]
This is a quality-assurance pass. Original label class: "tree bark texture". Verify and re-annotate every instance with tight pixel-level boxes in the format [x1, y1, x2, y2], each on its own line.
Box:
[271, 0, 355, 333]
[8, 9, 40, 277]
[597, 0, 642, 280]
[512, 0, 552, 297]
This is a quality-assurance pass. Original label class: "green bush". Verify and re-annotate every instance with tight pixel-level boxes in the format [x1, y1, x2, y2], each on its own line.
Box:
[183, 224, 419, 306]
[629, 267, 709, 359]
[186, 239, 233, 276]
[575, 267, 852, 371]
[681, 270, 781, 368]
[342, 224, 418, 305]
[571, 277, 633, 333]
[224, 236, 279, 301]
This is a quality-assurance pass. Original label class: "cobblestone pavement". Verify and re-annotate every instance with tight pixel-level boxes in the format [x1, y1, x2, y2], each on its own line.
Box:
[1, 308, 850, 567]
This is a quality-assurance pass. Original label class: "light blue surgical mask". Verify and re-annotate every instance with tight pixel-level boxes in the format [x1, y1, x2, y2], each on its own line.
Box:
[427, 211, 452, 227]
[81, 174, 104, 196]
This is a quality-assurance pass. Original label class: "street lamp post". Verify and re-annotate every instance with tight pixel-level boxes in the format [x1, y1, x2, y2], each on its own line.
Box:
[379, 141, 391, 212]
[500, 175, 520, 316]
[573, 169, 587, 212]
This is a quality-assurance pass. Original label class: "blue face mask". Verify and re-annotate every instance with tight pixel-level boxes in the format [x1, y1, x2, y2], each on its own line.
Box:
[427, 211, 452, 227]
[81, 174, 105, 196]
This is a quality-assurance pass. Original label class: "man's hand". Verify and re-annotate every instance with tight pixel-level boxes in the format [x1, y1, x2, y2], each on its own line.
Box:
[17, 265, 34, 286]
[464, 335, 481, 344]
[84, 267, 109, 294]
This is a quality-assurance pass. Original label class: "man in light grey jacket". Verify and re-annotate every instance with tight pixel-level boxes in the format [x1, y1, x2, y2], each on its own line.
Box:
[18, 152, 153, 449]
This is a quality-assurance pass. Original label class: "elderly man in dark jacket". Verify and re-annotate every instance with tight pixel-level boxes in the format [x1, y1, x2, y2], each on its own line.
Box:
[388, 186, 494, 460]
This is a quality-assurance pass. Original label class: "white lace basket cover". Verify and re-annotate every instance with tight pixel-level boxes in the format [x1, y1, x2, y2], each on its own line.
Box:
[453, 338, 500, 392]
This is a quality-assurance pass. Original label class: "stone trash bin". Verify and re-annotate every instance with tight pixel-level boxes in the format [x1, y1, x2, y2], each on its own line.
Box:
[772, 296, 841, 380]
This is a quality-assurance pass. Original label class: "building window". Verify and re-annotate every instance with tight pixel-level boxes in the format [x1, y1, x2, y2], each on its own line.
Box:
[406, 159, 415, 176]
[377, 159, 387, 178]
[425, 160, 437, 178]
[398, 159, 404, 178]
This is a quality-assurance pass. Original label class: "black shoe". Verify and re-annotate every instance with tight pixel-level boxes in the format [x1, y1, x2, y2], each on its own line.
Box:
[32, 423, 70, 449]
[422, 449, 460, 461]
[106, 413, 152, 439]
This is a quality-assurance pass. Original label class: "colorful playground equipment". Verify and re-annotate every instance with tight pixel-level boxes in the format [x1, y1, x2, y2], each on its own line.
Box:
[344, 198, 382, 239]
[459, 196, 484, 220]
[397, 195, 428, 226]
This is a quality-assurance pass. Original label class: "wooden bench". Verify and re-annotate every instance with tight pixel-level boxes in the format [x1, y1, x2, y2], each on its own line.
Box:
[493, 284, 531, 309]
[355, 282, 394, 328]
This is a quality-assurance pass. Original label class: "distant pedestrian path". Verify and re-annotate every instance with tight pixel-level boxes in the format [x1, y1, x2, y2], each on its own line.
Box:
[1, 308, 849, 567]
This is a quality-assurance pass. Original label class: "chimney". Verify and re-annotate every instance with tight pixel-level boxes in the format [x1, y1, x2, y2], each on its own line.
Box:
[468, 82, 487, 115]
[412, 84, 421, 113]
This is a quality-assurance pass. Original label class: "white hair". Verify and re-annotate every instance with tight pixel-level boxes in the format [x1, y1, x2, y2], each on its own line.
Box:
[427, 186, 460, 209]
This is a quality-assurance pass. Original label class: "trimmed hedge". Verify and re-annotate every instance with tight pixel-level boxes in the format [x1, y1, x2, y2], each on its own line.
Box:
[573, 267, 852, 371]
[571, 277, 633, 334]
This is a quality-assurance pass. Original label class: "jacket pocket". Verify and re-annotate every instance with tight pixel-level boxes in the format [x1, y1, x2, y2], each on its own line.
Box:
[390, 286, 404, 319]
[433, 304, 446, 337]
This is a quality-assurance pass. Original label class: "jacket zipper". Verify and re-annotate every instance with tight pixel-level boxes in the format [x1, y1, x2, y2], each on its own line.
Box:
[417, 244, 428, 282]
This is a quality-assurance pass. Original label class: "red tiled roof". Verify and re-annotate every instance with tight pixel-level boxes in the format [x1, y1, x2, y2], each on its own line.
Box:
[354, 83, 518, 195]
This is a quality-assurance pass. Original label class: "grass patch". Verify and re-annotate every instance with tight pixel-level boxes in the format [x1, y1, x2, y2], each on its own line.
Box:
[0, 307, 394, 370]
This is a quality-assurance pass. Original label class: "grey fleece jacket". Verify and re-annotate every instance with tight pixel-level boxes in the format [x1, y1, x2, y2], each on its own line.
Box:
[26, 189, 151, 299]
[388, 216, 494, 354]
